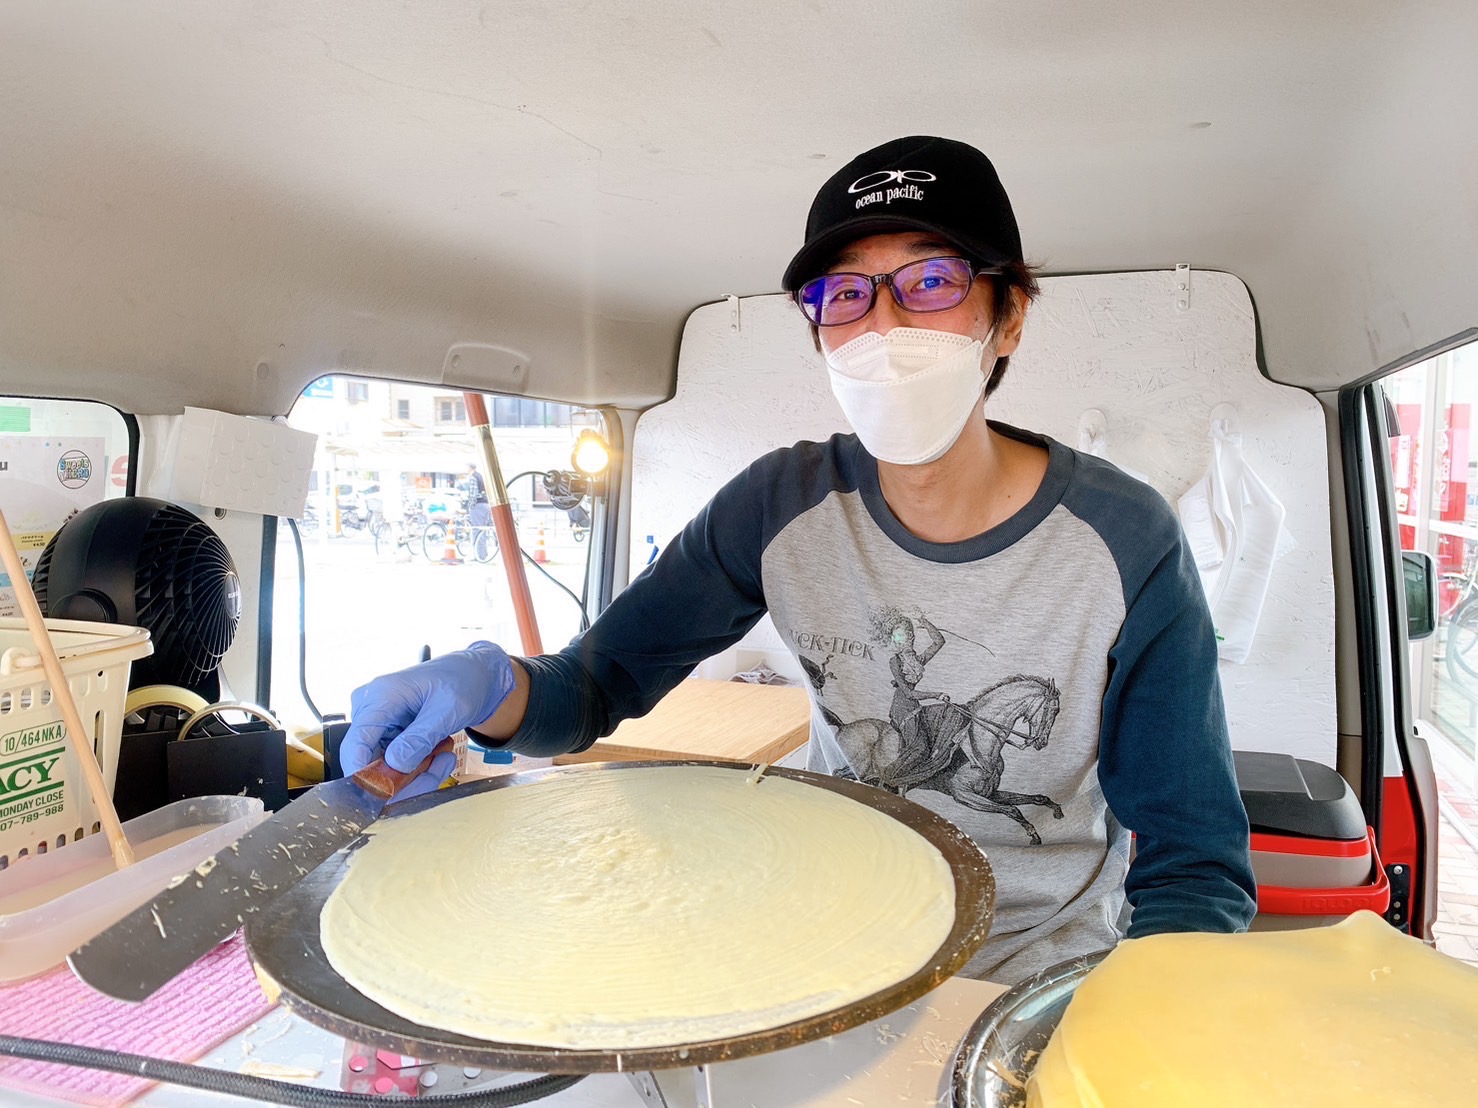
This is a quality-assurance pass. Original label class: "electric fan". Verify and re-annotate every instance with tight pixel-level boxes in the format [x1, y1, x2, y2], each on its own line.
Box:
[30, 497, 242, 691]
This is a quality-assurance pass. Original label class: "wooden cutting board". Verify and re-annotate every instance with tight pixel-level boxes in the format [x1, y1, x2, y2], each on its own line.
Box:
[551, 679, 810, 766]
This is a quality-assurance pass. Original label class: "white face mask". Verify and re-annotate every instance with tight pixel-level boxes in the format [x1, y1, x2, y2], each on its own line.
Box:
[824, 326, 994, 465]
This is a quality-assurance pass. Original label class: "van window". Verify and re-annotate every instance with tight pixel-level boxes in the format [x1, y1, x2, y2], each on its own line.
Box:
[270, 376, 608, 726]
[1386, 339, 1478, 768]
[0, 397, 133, 619]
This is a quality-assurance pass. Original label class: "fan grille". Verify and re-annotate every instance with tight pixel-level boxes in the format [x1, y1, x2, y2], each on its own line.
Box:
[33, 500, 239, 688]
[134, 506, 238, 686]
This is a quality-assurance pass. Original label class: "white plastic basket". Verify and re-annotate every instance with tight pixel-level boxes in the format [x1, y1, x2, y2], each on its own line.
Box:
[0, 616, 153, 867]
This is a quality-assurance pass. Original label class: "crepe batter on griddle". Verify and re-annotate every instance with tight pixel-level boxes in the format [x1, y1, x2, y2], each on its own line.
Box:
[320, 765, 957, 1049]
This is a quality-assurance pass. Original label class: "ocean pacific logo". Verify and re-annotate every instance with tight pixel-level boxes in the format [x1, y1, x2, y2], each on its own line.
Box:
[849, 168, 935, 210]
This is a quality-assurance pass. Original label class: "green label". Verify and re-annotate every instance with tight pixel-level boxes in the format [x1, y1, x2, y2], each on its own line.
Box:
[0, 749, 66, 804]
[0, 721, 66, 757]
[0, 740, 68, 836]
[0, 781, 66, 826]
[0, 723, 69, 840]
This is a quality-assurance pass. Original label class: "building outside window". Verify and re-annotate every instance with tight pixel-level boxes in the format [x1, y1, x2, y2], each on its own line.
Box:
[1385, 338, 1478, 848]
[492, 398, 573, 428]
[279, 375, 611, 729]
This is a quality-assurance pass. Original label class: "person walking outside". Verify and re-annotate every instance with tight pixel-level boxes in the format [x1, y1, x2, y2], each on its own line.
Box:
[461, 462, 493, 561]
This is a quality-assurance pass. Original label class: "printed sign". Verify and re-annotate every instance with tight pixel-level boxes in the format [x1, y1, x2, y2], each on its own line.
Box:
[0, 436, 107, 617]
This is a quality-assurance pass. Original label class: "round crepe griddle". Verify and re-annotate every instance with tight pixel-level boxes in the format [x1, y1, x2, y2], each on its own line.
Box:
[244, 759, 995, 1073]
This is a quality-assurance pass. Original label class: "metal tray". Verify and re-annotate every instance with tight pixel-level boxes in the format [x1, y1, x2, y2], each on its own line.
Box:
[950, 948, 1110, 1107]
[245, 759, 996, 1073]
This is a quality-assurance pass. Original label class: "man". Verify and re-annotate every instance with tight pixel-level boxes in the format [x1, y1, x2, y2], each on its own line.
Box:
[461, 462, 492, 560]
[344, 136, 1256, 984]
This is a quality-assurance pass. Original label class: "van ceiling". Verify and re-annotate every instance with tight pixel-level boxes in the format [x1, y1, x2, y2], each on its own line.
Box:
[2, 1, 1474, 416]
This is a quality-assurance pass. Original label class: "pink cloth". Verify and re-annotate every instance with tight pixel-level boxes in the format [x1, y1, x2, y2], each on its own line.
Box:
[0, 934, 275, 1106]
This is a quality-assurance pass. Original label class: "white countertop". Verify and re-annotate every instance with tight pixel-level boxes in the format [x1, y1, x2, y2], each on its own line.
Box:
[4, 976, 1005, 1107]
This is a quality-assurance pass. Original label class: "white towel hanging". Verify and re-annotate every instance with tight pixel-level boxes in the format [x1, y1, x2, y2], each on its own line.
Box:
[1177, 406, 1294, 664]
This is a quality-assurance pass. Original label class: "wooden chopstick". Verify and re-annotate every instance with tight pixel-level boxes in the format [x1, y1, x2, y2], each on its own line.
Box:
[0, 509, 135, 869]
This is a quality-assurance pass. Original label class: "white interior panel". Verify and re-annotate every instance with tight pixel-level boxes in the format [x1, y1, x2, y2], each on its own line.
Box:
[632, 271, 1337, 764]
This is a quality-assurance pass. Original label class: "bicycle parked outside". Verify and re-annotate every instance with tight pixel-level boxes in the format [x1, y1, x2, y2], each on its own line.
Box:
[371, 503, 431, 558]
[1440, 538, 1478, 685]
[422, 513, 499, 563]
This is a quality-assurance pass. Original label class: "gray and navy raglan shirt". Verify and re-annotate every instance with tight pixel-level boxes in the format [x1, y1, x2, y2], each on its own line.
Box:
[502, 423, 1257, 985]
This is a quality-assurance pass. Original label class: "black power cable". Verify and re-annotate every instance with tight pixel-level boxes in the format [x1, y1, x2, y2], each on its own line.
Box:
[285, 467, 597, 713]
[0, 1035, 584, 1107]
[285, 516, 324, 722]
[518, 545, 590, 633]
[498, 470, 594, 632]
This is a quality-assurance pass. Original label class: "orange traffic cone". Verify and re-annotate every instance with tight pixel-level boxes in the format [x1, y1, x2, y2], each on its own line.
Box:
[439, 523, 462, 565]
[534, 525, 548, 564]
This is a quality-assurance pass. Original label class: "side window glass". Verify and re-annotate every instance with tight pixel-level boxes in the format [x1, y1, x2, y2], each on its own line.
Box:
[0, 397, 132, 618]
[272, 377, 609, 727]
[1385, 339, 1478, 804]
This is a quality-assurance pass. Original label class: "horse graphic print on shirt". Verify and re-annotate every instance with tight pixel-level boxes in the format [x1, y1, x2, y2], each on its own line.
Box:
[809, 609, 1065, 845]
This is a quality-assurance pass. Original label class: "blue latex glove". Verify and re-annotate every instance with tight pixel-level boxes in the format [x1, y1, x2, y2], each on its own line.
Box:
[342, 641, 517, 800]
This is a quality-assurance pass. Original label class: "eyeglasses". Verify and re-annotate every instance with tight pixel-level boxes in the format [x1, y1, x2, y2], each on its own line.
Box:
[796, 256, 1001, 327]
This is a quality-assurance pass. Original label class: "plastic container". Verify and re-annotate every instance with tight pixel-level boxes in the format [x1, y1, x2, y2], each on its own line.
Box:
[1234, 751, 1367, 839]
[0, 794, 265, 982]
[1250, 827, 1375, 888]
[1250, 827, 1391, 931]
[1233, 752, 1391, 930]
[0, 615, 153, 866]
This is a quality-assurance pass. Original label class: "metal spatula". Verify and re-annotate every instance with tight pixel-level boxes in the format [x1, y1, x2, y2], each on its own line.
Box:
[67, 738, 454, 1001]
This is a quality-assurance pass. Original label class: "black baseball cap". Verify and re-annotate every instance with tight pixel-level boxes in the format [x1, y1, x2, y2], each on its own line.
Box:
[781, 136, 1023, 291]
